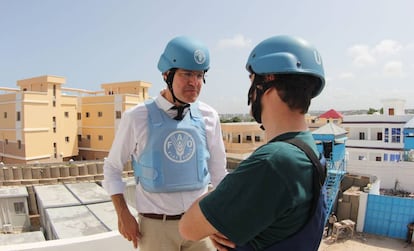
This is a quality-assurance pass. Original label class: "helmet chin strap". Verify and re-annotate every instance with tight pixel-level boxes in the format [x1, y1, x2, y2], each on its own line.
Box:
[248, 74, 275, 129]
[165, 70, 188, 105]
[248, 75, 266, 124]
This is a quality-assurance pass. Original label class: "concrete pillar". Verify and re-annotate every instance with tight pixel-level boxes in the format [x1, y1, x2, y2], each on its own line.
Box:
[96, 162, 104, 174]
[12, 166, 23, 180]
[78, 164, 87, 176]
[31, 167, 41, 179]
[50, 165, 60, 178]
[60, 165, 70, 177]
[0, 166, 5, 181]
[87, 163, 97, 175]
[40, 167, 51, 179]
[22, 167, 33, 179]
[3, 166, 13, 180]
[69, 165, 79, 176]
[26, 186, 39, 215]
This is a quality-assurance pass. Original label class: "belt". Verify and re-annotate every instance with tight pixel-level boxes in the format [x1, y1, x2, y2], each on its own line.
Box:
[140, 213, 184, 221]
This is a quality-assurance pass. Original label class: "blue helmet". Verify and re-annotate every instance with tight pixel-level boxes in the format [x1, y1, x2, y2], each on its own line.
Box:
[158, 36, 210, 73]
[246, 35, 325, 97]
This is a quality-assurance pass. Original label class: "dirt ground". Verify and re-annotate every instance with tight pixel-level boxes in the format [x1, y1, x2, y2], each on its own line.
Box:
[318, 232, 414, 251]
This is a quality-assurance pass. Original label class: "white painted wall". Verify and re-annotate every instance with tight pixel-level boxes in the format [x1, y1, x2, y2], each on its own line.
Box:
[0, 231, 138, 251]
[347, 159, 414, 192]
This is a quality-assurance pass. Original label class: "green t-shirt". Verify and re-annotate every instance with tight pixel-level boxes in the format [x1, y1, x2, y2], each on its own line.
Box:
[200, 131, 318, 250]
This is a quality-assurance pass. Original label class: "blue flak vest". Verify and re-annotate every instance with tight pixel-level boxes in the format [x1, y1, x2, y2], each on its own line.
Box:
[231, 138, 327, 251]
[132, 100, 210, 193]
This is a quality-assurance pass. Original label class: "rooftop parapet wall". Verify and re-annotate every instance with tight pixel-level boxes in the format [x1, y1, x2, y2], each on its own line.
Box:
[0, 161, 133, 186]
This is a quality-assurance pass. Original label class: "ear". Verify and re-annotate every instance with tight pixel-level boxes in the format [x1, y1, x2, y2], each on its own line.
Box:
[264, 74, 276, 82]
[163, 72, 168, 81]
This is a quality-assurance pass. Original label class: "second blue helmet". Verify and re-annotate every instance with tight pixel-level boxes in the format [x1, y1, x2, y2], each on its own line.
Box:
[158, 36, 210, 73]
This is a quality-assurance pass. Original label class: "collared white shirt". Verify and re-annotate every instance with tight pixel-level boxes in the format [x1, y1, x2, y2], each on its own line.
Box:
[102, 91, 227, 214]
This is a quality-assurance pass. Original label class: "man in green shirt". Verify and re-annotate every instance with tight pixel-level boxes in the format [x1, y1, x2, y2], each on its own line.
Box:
[179, 35, 327, 251]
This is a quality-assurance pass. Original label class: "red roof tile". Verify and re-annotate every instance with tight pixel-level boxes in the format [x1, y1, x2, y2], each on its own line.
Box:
[319, 109, 343, 119]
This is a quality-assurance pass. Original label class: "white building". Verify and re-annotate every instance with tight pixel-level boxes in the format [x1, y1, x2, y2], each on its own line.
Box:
[0, 186, 30, 233]
[342, 99, 414, 162]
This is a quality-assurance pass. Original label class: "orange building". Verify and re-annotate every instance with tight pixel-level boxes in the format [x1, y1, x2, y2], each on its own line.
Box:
[0, 75, 151, 164]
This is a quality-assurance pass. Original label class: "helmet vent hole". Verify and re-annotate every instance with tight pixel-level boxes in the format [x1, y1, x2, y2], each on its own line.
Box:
[173, 59, 177, 62]
[296, 61, 302, 68]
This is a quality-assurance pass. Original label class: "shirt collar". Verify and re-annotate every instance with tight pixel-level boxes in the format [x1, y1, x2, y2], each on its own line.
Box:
[155, 90, 175, 112]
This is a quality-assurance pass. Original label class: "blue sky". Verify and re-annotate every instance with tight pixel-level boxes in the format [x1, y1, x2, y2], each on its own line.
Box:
[1, 0, 414, 114]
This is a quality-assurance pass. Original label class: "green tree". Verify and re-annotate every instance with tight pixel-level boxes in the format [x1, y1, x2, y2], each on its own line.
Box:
[367, 108, 378, 114]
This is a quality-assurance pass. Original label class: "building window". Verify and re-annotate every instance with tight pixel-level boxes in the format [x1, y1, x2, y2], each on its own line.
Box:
[78, 135, 82, 142]
[86, 112, 90, 118]
[64, 111, 69, 118]
[53, 116, 56, 133]
[116, 111, 122, 119]
[384, 153, 388, 161]
[390, 154, 401, 162]
[391, 128, 401, 143]
[5, 139, 8, 144]
[98, 111, 103, 117]
[65, 136, 70, 142]
[377, 132, 382, 141]
[77, 112, 81, 120]
[98, 135, 103, 141]
[17, 111, 21, 121]
[14, 202, 25, 214]
[246, 135, 252, 141]
[3, 112, 7, 118]
[255, 136, 261, 142]
[53, 100, 56, 107]
[359, 132, 365, 140]
[87, 135, 91, 140]
[376, 156, 382, 161]
[18, 140, 21, 149]
[384, 128, 389, 143]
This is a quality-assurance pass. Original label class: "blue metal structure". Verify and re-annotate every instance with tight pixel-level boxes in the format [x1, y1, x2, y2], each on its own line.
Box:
[312, 123, 348, 222]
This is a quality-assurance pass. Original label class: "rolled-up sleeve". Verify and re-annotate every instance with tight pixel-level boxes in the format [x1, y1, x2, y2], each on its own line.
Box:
[102, 105, 146, 195]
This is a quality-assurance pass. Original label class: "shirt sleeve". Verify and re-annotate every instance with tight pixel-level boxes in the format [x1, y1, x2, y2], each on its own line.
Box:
[102, 105, 147, 195]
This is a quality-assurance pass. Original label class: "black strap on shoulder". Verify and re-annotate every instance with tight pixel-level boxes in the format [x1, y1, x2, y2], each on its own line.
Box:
[270, 137, 327, 217]
[283, 138, 326, 188]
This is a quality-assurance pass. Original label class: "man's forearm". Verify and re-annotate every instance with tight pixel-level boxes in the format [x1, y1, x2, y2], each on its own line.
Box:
[179, 195, 217, 240]
[111, 194, 130, 216]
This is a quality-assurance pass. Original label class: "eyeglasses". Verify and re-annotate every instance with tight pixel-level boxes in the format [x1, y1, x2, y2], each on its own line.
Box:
[176, 70, 205, 81]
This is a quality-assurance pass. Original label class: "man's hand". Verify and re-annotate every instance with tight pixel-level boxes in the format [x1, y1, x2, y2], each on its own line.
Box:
[209, 232, 236, 251]
[111, 194, 142, 249]
[118, 209, 142, 249]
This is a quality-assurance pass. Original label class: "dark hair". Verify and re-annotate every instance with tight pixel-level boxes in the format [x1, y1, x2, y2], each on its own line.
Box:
[268, 74, 321, 114]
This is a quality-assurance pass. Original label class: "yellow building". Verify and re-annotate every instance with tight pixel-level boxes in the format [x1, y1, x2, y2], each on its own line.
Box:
[0, 75, 151, 164]
[221, 122, 266, 156]
[77, 81, 151, 160]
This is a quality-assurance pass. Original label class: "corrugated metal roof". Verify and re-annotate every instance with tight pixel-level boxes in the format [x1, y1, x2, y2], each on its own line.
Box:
[312, 123, 347, 136]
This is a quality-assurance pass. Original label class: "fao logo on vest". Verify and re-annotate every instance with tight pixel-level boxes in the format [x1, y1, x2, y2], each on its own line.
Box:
[164, 131, 195, 163]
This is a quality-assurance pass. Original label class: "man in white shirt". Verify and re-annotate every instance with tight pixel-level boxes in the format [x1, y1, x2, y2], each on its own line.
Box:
[102, 36, 227, 251]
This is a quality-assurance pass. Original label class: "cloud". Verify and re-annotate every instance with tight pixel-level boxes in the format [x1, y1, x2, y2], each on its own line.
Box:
[372, 40, 402, 57]
[217, 34, 252, 49]
[383, 61, 404, 77]
[347, 40, 404, 68]
[338, 72, 355, 79]
[348, 45, 376, 67]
